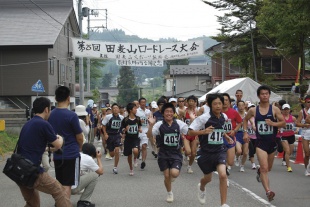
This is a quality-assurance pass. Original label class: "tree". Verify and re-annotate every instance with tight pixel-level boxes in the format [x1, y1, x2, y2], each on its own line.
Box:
[257, 0, 310, 86]
[202, 0, 273, 84]
[117, 66, 138, 105]
[101, 73, 113, 88]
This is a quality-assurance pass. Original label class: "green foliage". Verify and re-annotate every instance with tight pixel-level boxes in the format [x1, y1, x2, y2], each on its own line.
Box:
[117, 66, 139, 105]
[91, 88, 101, 103]
[101, 73, 113, 87]
[0, 131, 18, 155]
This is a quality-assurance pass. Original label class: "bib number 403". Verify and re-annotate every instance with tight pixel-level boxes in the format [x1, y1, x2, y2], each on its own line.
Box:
[164, 133, 179, 146]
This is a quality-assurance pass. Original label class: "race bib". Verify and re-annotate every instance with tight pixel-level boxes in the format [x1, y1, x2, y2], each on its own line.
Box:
[140, 116, 148, 126]
[207, 129, 225, 144]
[238, 125, 243, 131]
[223, 120, 232, 132]
[111, 120, 121, 129]
[257, 121, 273, 135]
[185, 119, 191, 126]
[283, 123, 294, 131]
[127, 124, 138, 134]
[164, 133, 179, 146]
[248, 128, 255, 135]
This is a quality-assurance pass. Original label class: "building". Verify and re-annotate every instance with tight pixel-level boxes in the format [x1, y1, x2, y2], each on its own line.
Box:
[0, 0, 79, 110]
[165, 65, 212, 98]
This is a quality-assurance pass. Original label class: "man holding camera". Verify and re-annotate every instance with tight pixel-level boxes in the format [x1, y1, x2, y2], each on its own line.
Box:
[17, 97, 72, 207]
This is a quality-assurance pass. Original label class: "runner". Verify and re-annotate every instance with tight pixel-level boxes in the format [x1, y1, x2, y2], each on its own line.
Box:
[147, 103, 188, 203]
[236, 100, 249, 172]
[243, 85, 285, 202]
[296, 95, 310, 176]
[221, 93, 242, 176]
[102, 103, 124, 174]
[280, 104, 297, 172]
[232, 90, 243, 111]
[188, 93, 233, 207]
[135, 97, 151, 170]
[182, 95, 199, 174]
[121, 103, 142, 175]
[176, 97, 187, 119]
[247, 103, 257, 169]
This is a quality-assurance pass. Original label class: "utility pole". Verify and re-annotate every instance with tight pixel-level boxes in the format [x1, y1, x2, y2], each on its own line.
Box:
[78, 0, 84, 105]
[250, 22, 257, 82]
[221, 27, 225, 82]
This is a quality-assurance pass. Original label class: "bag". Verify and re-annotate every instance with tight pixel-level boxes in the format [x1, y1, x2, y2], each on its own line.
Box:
[3, 153, 39, 188]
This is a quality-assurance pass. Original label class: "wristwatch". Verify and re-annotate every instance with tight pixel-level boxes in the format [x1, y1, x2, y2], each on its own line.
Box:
[243, 129, 248, 133]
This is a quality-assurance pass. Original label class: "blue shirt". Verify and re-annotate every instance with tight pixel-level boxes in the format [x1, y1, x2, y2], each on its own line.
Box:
[17, 116, 57, 173]
[48, 108, 82, 160]
[153, 111, 164, 123]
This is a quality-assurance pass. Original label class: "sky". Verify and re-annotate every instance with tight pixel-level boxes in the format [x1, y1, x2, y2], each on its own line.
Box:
[76, 0, 223, 41]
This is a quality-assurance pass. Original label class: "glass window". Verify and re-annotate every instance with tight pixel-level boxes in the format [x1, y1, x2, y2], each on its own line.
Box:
[49, 59, 54, 75]
[262, 57, 282, 74]
[229, 64, 241, 74]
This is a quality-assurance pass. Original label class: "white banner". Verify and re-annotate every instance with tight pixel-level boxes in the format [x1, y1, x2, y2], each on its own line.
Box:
[116, 59, 164, 67]
[71, 38, 204, 61]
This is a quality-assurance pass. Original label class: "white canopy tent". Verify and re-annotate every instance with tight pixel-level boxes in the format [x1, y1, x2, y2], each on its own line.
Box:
[199, 77, 282, 104]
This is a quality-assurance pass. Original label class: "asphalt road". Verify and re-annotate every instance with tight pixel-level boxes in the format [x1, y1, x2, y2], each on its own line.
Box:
[1, 140, 309, 207]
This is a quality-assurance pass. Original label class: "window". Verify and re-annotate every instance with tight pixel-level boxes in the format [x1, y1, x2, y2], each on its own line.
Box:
[61, 64, 65, 82]
[66, 66, 69, 80]
[229, 64, 241, 74]
[48, 59, 54, 75]
[262, 57, 282, 74]
[69, 67, 72, 81]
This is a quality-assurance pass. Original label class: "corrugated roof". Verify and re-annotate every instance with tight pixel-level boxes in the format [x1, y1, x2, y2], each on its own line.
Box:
[0, 0, 77, 46]
[170, 65, 211, 75]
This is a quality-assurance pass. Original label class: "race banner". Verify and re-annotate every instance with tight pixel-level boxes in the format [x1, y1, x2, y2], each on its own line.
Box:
[71, 38, 204, 61]
[116, 59, 164, 67]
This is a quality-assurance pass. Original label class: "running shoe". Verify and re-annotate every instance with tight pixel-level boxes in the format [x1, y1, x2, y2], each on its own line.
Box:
[240, 166, 245, 172]
[256, 167, 261, 182]
[105, 153, 112, 160]
[287, 167, 292, 172]
[305, 170, 310, 176]
[197, 183, 206, 204]
[187, 166, 193, 174]
[266, 190, 275, 201]
[227, 180, 229, 187]
[134, 159, 138, 168]
[183, 155, 188, 165]
[129, 170, 134, 176]
[221, 204, 230, 207]
[226, 166, 230, 176]
[166, 192, 174, 203]
[282, 161, 286, 166]
[113, 168, 118, 174]
[234, 156, 240, 167]
[77, 200, 95, 207]
[307, 163, 310, 172]
[252, 163, 256, 169]
[152, 151, 157, 158]
[141, 161, 146, 170]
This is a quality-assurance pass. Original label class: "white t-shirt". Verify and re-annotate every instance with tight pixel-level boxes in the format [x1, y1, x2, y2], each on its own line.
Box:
[136, 107, 151, 133]
[79, 119, 90, 139]
[80, 153, 99, 176]
[176, 106, 187, 115]
[202, 104, 210, 115]
[189, 113, 228, 131]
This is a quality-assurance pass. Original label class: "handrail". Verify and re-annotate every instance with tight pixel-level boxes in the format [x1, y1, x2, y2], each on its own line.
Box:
[16, 97, 29, 108]
[7, 97, 22, 109]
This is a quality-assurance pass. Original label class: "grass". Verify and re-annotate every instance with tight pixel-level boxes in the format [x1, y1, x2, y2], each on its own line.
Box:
[0, 131, 18, 156]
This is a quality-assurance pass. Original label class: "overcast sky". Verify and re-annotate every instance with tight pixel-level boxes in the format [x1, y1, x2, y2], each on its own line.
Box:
[76, 0, 223, 41]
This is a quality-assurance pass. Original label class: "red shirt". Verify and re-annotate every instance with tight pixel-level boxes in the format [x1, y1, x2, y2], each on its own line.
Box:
[223, 108, 242, 133]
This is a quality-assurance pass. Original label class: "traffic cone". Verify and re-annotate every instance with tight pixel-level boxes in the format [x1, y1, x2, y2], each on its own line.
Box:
[277, 151, 284, 158]
[294, 136, 304, 164]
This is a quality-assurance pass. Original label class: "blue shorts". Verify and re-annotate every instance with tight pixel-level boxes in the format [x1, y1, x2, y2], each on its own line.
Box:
[197, 151, 227, 174]
[223, 135, 236, 149]
[236, 132, 244, 145]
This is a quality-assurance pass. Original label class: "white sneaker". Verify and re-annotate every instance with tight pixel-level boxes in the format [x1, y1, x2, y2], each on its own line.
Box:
[240, 166, 245, 172]
[234, 157, 240, 167]
[307, 163, 310, 172]
[113, 168, 118, 174]
[105, 153, 112, 160]
[305, 170, 310, 176]
[227, 180, 229, 187]
[282, 161, 286, 166]
[197, 183, 206, 204]
[227, 165, 231, 170]
[183, 155, 188, 165]
[221, 204, 230, 207]
[252, 163, 256, 169]
[134, 159, 138, 168]
[187, 166, 193, 174]
[166, 192, 174, 203]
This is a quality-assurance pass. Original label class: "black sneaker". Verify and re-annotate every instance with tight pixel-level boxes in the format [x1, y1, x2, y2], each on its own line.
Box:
[152, 151, 158, 158]
[77, 200, 95, 207]
[226, 166, 230, 176]
[141, 161, 146, 170]
[256, 167, 261, 182]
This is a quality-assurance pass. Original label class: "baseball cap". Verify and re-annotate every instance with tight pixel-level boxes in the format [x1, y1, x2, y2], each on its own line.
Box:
[169, 98, 177, 103]
[151, 101, 158, 109]
[93, 104, 97, 108]
[248, 103, 255, 108]
[282, 104, 290, 109]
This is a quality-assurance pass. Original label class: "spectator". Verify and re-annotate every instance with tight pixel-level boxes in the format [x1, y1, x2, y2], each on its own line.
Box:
[48, 86, 84, 199]
[72, 143, 104, 207]
[75, 105, 90, 143]
[17, 97, 71, 207]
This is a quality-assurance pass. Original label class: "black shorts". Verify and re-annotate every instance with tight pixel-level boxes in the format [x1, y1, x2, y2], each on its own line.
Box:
[123, 137, 140, 156]
[157, 150, 182, 172]
[107, 134, 122, 152]
[197, 151, 226, 175]
[281, 135, 295, 145]
[54, 157, 80, 186]
[256, 140, 277, 154]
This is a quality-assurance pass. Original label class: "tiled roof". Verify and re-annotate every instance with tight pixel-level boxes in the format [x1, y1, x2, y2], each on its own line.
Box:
[0, 0, 77, 46]
[170, 65, 211, 75]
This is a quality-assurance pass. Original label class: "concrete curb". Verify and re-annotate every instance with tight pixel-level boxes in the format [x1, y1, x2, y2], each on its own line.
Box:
[0, 152, 13, 162]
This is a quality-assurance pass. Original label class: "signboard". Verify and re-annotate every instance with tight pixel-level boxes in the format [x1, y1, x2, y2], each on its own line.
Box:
[116, 59, 164, 67]
[72, 38, 204, 61]
[31, 79, 45, 93]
